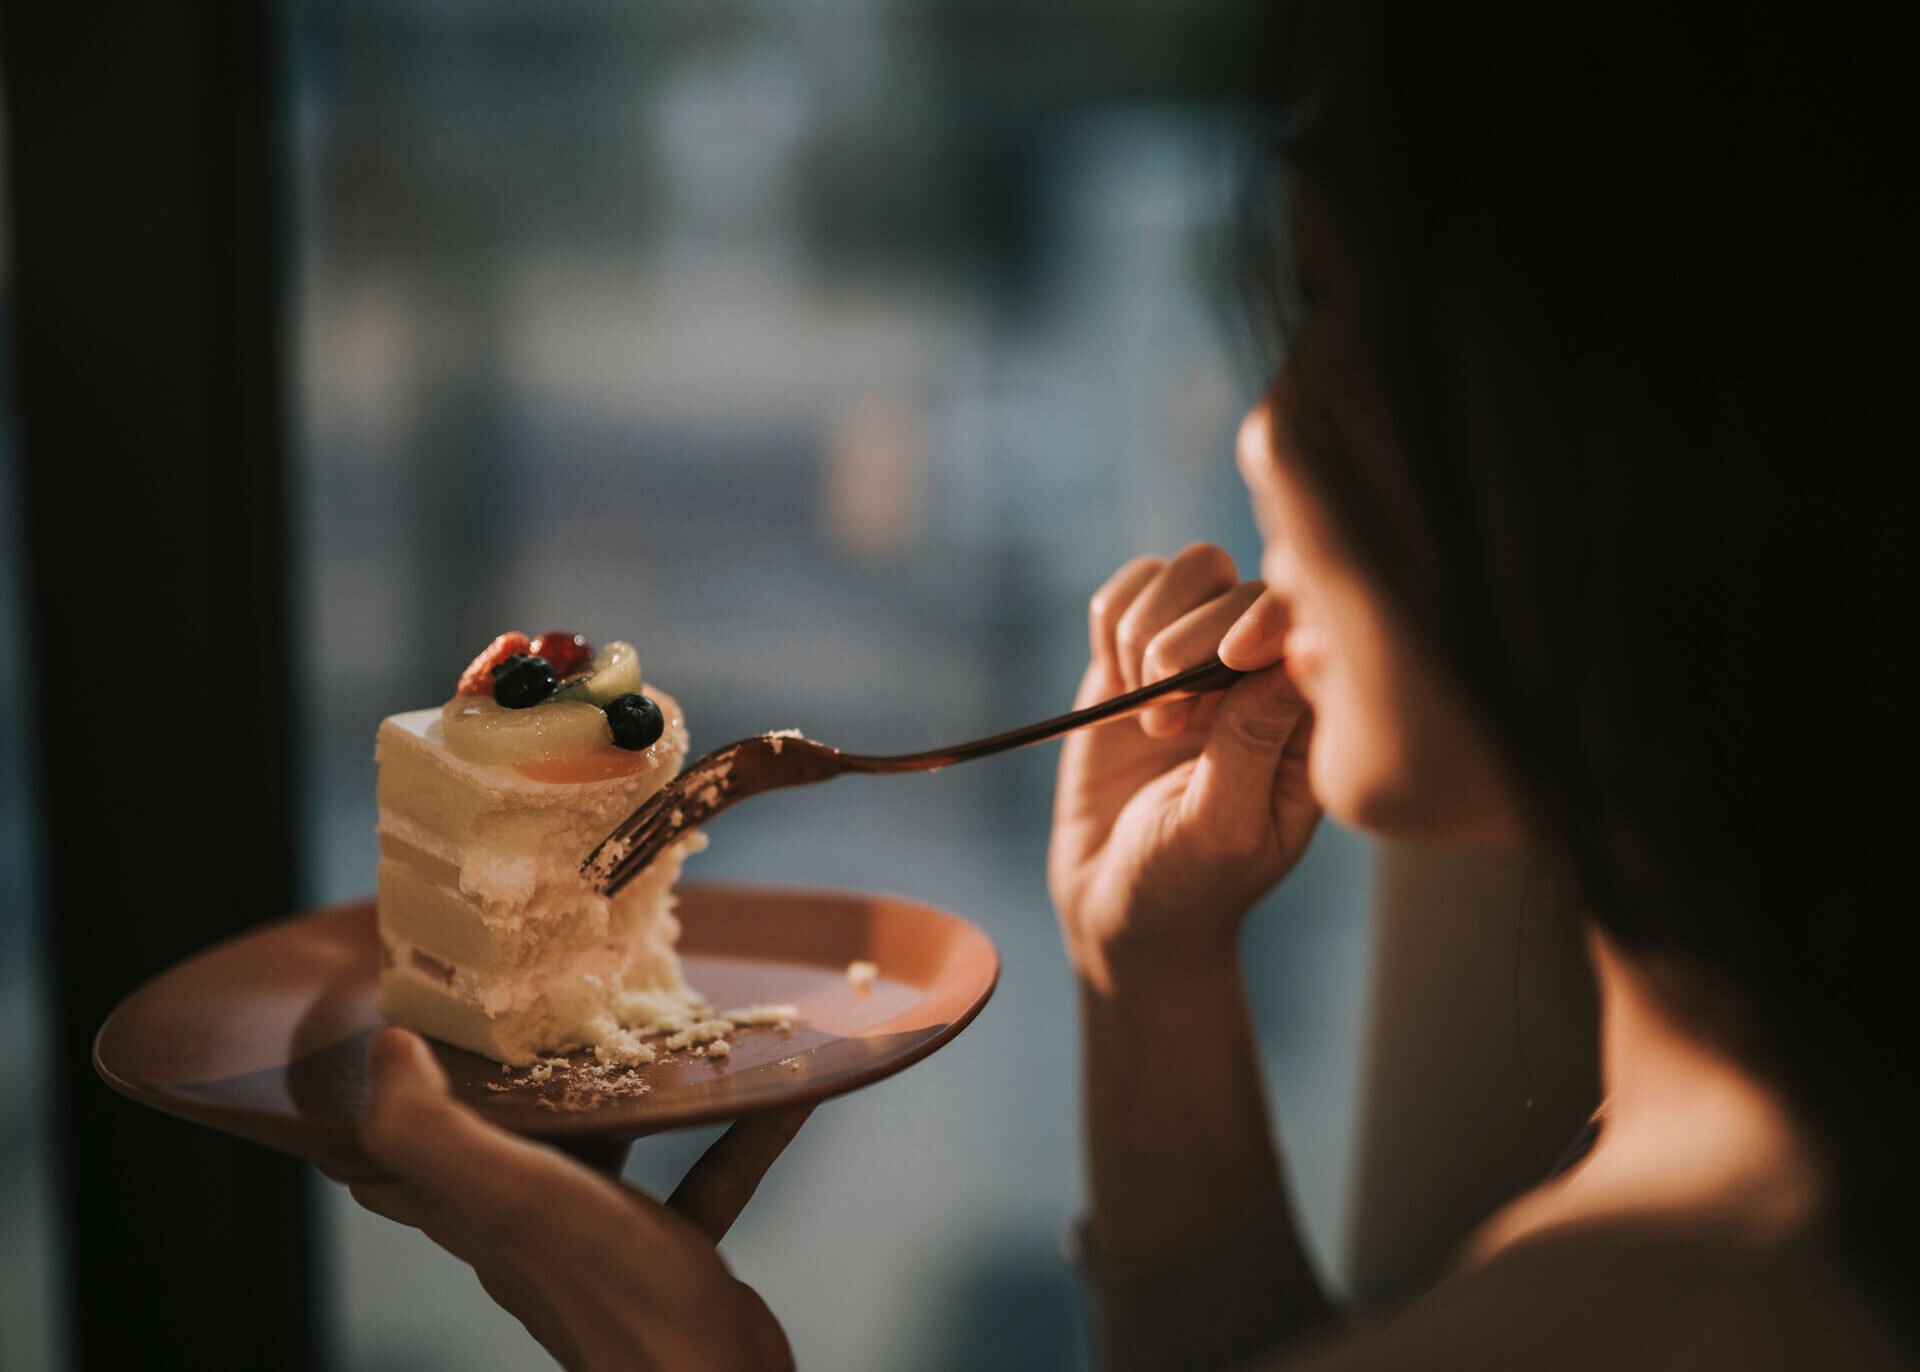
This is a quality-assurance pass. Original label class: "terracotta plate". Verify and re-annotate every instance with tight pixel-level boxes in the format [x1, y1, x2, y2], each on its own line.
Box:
[95, 882, 999, 1182]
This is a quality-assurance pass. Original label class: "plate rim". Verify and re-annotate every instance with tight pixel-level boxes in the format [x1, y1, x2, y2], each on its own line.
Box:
[93, 880, 1001, 1156]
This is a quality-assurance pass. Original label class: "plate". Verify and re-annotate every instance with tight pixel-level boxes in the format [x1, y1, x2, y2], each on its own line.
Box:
[94, 882, 999, 1182]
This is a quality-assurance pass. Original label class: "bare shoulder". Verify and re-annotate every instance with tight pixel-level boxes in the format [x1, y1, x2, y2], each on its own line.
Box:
[1277, 1221, 1915, 1372]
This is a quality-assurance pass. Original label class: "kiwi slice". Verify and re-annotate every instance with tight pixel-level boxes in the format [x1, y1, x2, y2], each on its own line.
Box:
[555, 640, 642, 706]
[440, 694, 613, 766]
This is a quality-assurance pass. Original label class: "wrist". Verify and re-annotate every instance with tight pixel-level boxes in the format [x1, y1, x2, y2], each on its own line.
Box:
[1071, 925, 1241, 1001]
[1082, 951, 1244, 1036]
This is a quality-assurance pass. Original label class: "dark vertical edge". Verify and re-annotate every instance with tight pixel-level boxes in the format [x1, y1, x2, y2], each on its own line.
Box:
[0, 2, 317, 1369]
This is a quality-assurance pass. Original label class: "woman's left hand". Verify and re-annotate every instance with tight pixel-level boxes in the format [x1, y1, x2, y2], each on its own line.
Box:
[347, 1026, 805, 1372]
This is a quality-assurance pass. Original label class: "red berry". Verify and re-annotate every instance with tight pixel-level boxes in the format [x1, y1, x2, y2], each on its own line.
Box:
[530, 630, 592, 679]
[456, 631, 530, 696]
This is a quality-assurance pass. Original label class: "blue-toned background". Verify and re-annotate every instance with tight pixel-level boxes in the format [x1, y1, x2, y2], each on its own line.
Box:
[1, 4, 1374, 1368]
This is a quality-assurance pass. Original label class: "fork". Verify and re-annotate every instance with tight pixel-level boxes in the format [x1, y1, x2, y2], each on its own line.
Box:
[582, 656, 1246, 895]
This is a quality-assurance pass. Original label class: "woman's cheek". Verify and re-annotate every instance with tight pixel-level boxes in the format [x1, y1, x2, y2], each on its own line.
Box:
[1303, 688, 1402, 830]
[1302, 710, 1355, 822]
[1303, 657, 1523, 843]
[1293, 651, 1372, 825]
[1295, 624, 1435, 835]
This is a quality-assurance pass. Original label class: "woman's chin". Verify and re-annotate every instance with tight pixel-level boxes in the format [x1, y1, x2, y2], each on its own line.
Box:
[1304, 735, 1394, 833]
[1308, 739, 1517, 845]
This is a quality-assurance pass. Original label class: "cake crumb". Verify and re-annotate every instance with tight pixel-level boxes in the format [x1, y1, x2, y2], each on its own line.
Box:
[779, 1056, 802, 1072]
[593, 1029, 659, 1066]
[767, 728, 804, 755]
[664, 1019, 735, 1051]
[703, 1040, 731, 1058]
[487, 1055, 658, 1111]
[722, 1003, 800, 1027]
[846, 959, 879, 991]
[584, 836, 631, 884]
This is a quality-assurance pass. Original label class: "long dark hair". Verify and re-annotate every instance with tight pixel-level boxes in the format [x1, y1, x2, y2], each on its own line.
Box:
[1247, 2, 1913, 1317]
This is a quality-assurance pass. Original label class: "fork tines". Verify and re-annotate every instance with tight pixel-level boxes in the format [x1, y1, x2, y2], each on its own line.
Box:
[582, 745, 742, 896]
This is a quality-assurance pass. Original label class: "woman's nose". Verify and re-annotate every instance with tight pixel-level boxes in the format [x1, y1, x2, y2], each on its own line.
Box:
[1236, 401, 1276, 486]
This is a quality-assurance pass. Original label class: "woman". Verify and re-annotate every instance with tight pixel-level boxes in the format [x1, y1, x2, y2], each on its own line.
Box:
[346, 4, 1915, 1366]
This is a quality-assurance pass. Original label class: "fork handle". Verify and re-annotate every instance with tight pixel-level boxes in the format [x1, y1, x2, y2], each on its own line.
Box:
[845, 656, 1248, 772]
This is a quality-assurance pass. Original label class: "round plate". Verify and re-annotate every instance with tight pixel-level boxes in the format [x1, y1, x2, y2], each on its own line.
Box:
[95, 882, 999, 1182]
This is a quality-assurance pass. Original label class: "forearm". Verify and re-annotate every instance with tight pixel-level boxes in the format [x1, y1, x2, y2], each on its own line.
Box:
[1074, 955, 1339, 1372]
[1080, 956, 1332, 1320]
[1080, 957, 1275, 1256]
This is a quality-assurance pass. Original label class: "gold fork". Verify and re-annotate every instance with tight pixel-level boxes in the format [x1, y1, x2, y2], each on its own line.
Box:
[582, 656, 1245, 895]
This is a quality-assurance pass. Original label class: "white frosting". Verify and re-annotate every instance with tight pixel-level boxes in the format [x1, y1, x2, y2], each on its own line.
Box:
[374, 683, 711, 1064]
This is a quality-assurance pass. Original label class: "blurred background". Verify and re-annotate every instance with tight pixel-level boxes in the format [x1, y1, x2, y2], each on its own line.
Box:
[1, 3, 1378, 1368]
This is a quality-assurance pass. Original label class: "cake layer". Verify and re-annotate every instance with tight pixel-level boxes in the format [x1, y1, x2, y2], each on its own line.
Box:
[375, 686, 690, 866]
[377, 945, 710, 1066]
[376, 828, 699, 971]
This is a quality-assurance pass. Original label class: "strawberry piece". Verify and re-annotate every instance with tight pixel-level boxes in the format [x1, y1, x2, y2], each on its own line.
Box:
[530, 630, 593, 679]
[456, 631, 531, 696]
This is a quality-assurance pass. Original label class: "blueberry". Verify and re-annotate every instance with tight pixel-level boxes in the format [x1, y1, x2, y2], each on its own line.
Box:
[604, 693, 664, 750]
[492, 654, 558, 708]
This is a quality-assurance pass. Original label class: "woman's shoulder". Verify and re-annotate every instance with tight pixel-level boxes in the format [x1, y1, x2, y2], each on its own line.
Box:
[1280, 1218, 1915, 1372]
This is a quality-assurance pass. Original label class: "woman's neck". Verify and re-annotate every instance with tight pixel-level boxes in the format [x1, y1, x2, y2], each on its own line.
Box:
[1579, 929, 1822, 1224]
[1473, 926, 1824, 1259]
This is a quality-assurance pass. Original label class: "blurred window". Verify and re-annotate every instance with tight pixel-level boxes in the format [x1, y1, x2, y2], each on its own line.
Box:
[289, 5, 1373, 1368]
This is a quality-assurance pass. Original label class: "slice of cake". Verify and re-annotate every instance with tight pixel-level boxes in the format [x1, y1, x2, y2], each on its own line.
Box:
[375, 629, 712, 1064]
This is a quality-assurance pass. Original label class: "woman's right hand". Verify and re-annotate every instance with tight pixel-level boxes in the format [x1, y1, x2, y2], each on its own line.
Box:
[1048, 543, 1320, 992]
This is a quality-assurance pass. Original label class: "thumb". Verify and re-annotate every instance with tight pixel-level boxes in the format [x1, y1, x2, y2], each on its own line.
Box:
[358, 1025, 457, 1160]
[358, 1027, 586, 1224]
[668, 1104, 815, 1243]
[1184, 664, 1309, 848]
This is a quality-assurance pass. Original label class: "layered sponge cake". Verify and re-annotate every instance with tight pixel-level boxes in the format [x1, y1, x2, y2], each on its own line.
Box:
[375, 631, 711, 1064]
